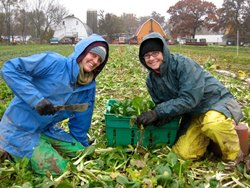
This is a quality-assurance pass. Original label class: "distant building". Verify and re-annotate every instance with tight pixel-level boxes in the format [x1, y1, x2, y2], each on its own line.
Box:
[87, 10, 98, 33]
[193, 28, 226, 45]
[52, 15, 92, 43]
[195, 34, 225, 45]
[135, 18, 171, 44]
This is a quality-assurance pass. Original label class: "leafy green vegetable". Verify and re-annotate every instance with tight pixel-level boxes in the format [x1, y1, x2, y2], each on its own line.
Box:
[108, 96, 154, 116]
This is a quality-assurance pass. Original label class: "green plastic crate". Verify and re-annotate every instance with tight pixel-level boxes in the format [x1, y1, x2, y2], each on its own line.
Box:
[104, 99, 180, 147]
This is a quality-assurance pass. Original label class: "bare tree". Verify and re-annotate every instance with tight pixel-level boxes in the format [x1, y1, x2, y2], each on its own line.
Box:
[98, 10, 124, 42]
[121, 13, 139, 35]
[241, 0, 250, 42]
[139, 16, 151, 25]
[151, 11, 169, 34]
[218, 0, 250, 43]
[29, 3, 45, 41]
[0, 12, 6, 40]
[0, 0, 23, 43]
[29, 0, 68, 43]
[13, 0, 30, 42]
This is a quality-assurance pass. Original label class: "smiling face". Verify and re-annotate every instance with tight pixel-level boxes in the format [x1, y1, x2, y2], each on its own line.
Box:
[144, 51, 164, 73]
[79, 52, 103, 72]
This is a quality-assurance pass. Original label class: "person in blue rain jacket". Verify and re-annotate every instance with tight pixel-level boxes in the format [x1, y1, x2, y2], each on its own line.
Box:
[0, 34, 109, 175]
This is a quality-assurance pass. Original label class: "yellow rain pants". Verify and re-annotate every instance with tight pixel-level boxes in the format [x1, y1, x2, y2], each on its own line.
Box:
[172, 110, 240, 161]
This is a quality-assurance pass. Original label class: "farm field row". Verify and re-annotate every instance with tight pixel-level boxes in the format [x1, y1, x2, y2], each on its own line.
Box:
[0, 44, 249, 187]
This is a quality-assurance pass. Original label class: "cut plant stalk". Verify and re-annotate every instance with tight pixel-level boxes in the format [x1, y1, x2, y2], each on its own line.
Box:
[81, 166, 106, 186]
[73, 145, 95, 165]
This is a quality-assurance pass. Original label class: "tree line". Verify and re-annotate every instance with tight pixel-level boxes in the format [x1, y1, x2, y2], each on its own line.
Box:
[0, 0, 68, 44]
[0, 0, 249, 44]
[167, 0, 250, 44]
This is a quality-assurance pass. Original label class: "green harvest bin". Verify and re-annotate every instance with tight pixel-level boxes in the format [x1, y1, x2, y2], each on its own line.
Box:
[104, 99, 180, 147]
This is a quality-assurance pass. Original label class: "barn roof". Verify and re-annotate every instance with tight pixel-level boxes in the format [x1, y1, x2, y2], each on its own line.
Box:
[135, 18, 171, 44]
[53, 15, 93, 40]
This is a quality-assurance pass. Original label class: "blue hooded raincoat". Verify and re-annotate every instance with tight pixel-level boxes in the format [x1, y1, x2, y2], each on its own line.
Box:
[0, 34, 109, 159]
[138, 32, 243, 128]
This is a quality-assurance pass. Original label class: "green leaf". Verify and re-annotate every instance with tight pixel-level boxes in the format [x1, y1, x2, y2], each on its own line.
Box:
[155, 164, 172, 176]
[217, 162, 225, 171]
[166, 152, 178, 167]
[209, 178, 219, 188]
[116, 175, 129, 184]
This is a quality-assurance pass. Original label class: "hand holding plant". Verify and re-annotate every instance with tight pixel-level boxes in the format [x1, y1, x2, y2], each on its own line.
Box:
[135, 110, 158, 127]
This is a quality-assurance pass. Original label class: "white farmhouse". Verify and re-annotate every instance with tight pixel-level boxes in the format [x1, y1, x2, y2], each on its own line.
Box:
[53, 15, 92, 43]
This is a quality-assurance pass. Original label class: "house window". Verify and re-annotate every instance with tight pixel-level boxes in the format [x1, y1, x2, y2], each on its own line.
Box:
[63, 21, 65, 25]
[76, 21, 78, 25]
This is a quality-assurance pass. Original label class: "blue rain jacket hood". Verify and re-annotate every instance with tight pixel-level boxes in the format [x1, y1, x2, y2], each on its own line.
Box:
[0, 34, 109, 158]
[139, 32, 243, 123]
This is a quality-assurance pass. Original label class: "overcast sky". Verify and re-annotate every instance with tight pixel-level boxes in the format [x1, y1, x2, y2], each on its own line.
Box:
[59, 0, 224, 23]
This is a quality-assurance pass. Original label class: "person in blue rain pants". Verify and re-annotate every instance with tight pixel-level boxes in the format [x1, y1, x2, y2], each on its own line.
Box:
[135, 32, 243, 162]
[0, 34, 109, 175]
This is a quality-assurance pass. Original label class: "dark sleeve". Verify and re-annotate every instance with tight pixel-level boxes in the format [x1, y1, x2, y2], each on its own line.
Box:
[155, 56, 205, 118]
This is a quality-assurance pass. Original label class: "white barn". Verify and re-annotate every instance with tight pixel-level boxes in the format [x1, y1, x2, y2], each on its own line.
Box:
[53, 15, 92, 42]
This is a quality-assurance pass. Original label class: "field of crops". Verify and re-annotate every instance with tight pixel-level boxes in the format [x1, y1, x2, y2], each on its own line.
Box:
[0, 44, 250, 187]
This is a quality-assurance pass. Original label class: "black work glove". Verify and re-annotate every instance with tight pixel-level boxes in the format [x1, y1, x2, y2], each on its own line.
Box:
[35, 99, 56, 115]
[0, 149, 12, 162]
[153, 116, 173, 127]
[136, 110, 158, 127]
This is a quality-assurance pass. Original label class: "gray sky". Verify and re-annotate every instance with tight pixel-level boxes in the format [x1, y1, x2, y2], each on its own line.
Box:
[60, 0, 224, 23]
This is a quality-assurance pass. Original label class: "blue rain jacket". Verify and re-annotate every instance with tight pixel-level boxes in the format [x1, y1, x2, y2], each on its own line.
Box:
[139, 32, 243, 124]
[0, 34, 109, 158]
